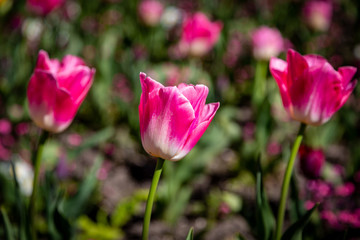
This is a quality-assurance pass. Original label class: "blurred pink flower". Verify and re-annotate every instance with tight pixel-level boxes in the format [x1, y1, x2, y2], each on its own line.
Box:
[15, 123, 29, 136]
[338, 211, 360, 228]
[0, 119, 11, 135]
[321, 210, 340, 229]
[303, 0, 332, 31]
[267, 141, 282, 156]
[138, 0, 164, 26]
[139, 72, 219, 161]
[307, 180, 332, 201]
[66, 133, 82, 147]
[335, 182, 355, 197]
[27, 0, 65, 16]
[251, 26, 284, 61]
[180, 12, 222, 57]
[270, 49, 357, 125]
[27, 50, 95, 133]
[299, 145, 324, 179]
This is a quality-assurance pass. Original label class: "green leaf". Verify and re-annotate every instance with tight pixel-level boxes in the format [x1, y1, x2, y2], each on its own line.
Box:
[256, 156, 275, 240]
[59, 155, 103, 220]
[0, 206, 14, 240]
[185, 227, 194, 240]
[281, 203, 319, 240]
[9, 160, 28, 240]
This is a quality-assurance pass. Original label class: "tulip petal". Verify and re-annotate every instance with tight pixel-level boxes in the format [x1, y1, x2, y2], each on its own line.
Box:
[57, 66, 95, 105]
[173, 102, 220, 160]
[52, 88, 78, 132]
[140, 86, 195, 160]
[61, 55, 86, 70]
[304, 54, 327, 69]
[269, 57, 291, 110]
[27, 70, 58, 132]
[140, 72, 164, 95]
[178, 84, 209, 117]
[338, 67, 357, 87]
[36, 50, 60, 74]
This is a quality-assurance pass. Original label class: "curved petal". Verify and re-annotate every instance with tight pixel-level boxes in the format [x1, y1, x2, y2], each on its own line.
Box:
[27, 70, 58, 131]
[303, 54, 327, 69]
[52, 88, 78, 133]
[301, 62, 345, 125]
[172, 102, 220, 161]
[36, 50, 60, 74]
[140, 87, 195, 160]
[338, 66, 357, 87]
[178, 84, 209, 117]
[57, 66, 95, 105]
[269, 57, 291, 111]
[61, 55, 85, 69]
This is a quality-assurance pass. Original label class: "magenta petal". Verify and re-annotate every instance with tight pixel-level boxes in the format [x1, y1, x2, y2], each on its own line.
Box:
[140, 72, 164, 95]
[57, 66, 95, 105]
[303, 54, 327, 69]
[178, 84, 209, 116]
[140, 87, 195, 160]
[36, 50, 60, 74]
[61, 55, 86, 70]
[27, 70, 58, 131]
[52, 88, 77, 132]
[338, 67, 357, 87]
[269, 57, 291, 110]
[287, 49, 309, 83]
[174, 102, 220, 160]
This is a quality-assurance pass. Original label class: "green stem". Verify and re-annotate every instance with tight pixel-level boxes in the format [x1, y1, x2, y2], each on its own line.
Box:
[29, 131, 49, 240]
[142, 158, 165, 240]
[252, 60, 268, 107]
[274, 123, 306, 240]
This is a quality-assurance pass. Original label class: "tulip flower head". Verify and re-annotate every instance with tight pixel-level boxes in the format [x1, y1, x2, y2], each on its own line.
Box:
[27, 0, 65, 16]
[180, 12, 222, 57]
[27, 50, 95, 133]
[303, 0, 333, 32]
[139, 72, 219, 161]
[251, 26, 284, 61]
[269, 49, 357, 126]
[138, 0, 164, 26]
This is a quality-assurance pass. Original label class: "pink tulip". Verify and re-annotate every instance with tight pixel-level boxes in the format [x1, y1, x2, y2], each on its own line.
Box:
[180, 12, 222, 57]
[299, 145, 324, 179]
[269, 49, 357, 126]
[27, 50, 95, 133]
[138, 0, 164, 26]
[27, 0, 65, 16]
[139, 72, 219, 161]
[303, 0, 332, 31]
[251, 26, 284, 61]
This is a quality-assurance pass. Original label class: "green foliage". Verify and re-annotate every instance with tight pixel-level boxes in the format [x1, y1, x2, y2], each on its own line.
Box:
[281, 204, 319, 240]
[256, 158, 275, 240]
[186, 227, 194, 240]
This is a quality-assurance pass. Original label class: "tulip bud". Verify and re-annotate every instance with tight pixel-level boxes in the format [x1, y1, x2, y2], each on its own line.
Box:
[303, 0, 332, 32]
[27, 50, 95, 133]
[138, 0, 164, 26]
[251, 26, 284, 61]
[270, 49, 357, 125]
[139, 72, 219, 161]
[179, 12, 222, 57]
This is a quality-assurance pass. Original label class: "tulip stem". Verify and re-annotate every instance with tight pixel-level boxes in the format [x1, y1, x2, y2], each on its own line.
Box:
[252, 60, 268, 107]
[274, 123, 306, 240]
[29, 130, 49, 240]
[142, 158, 165, 240]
